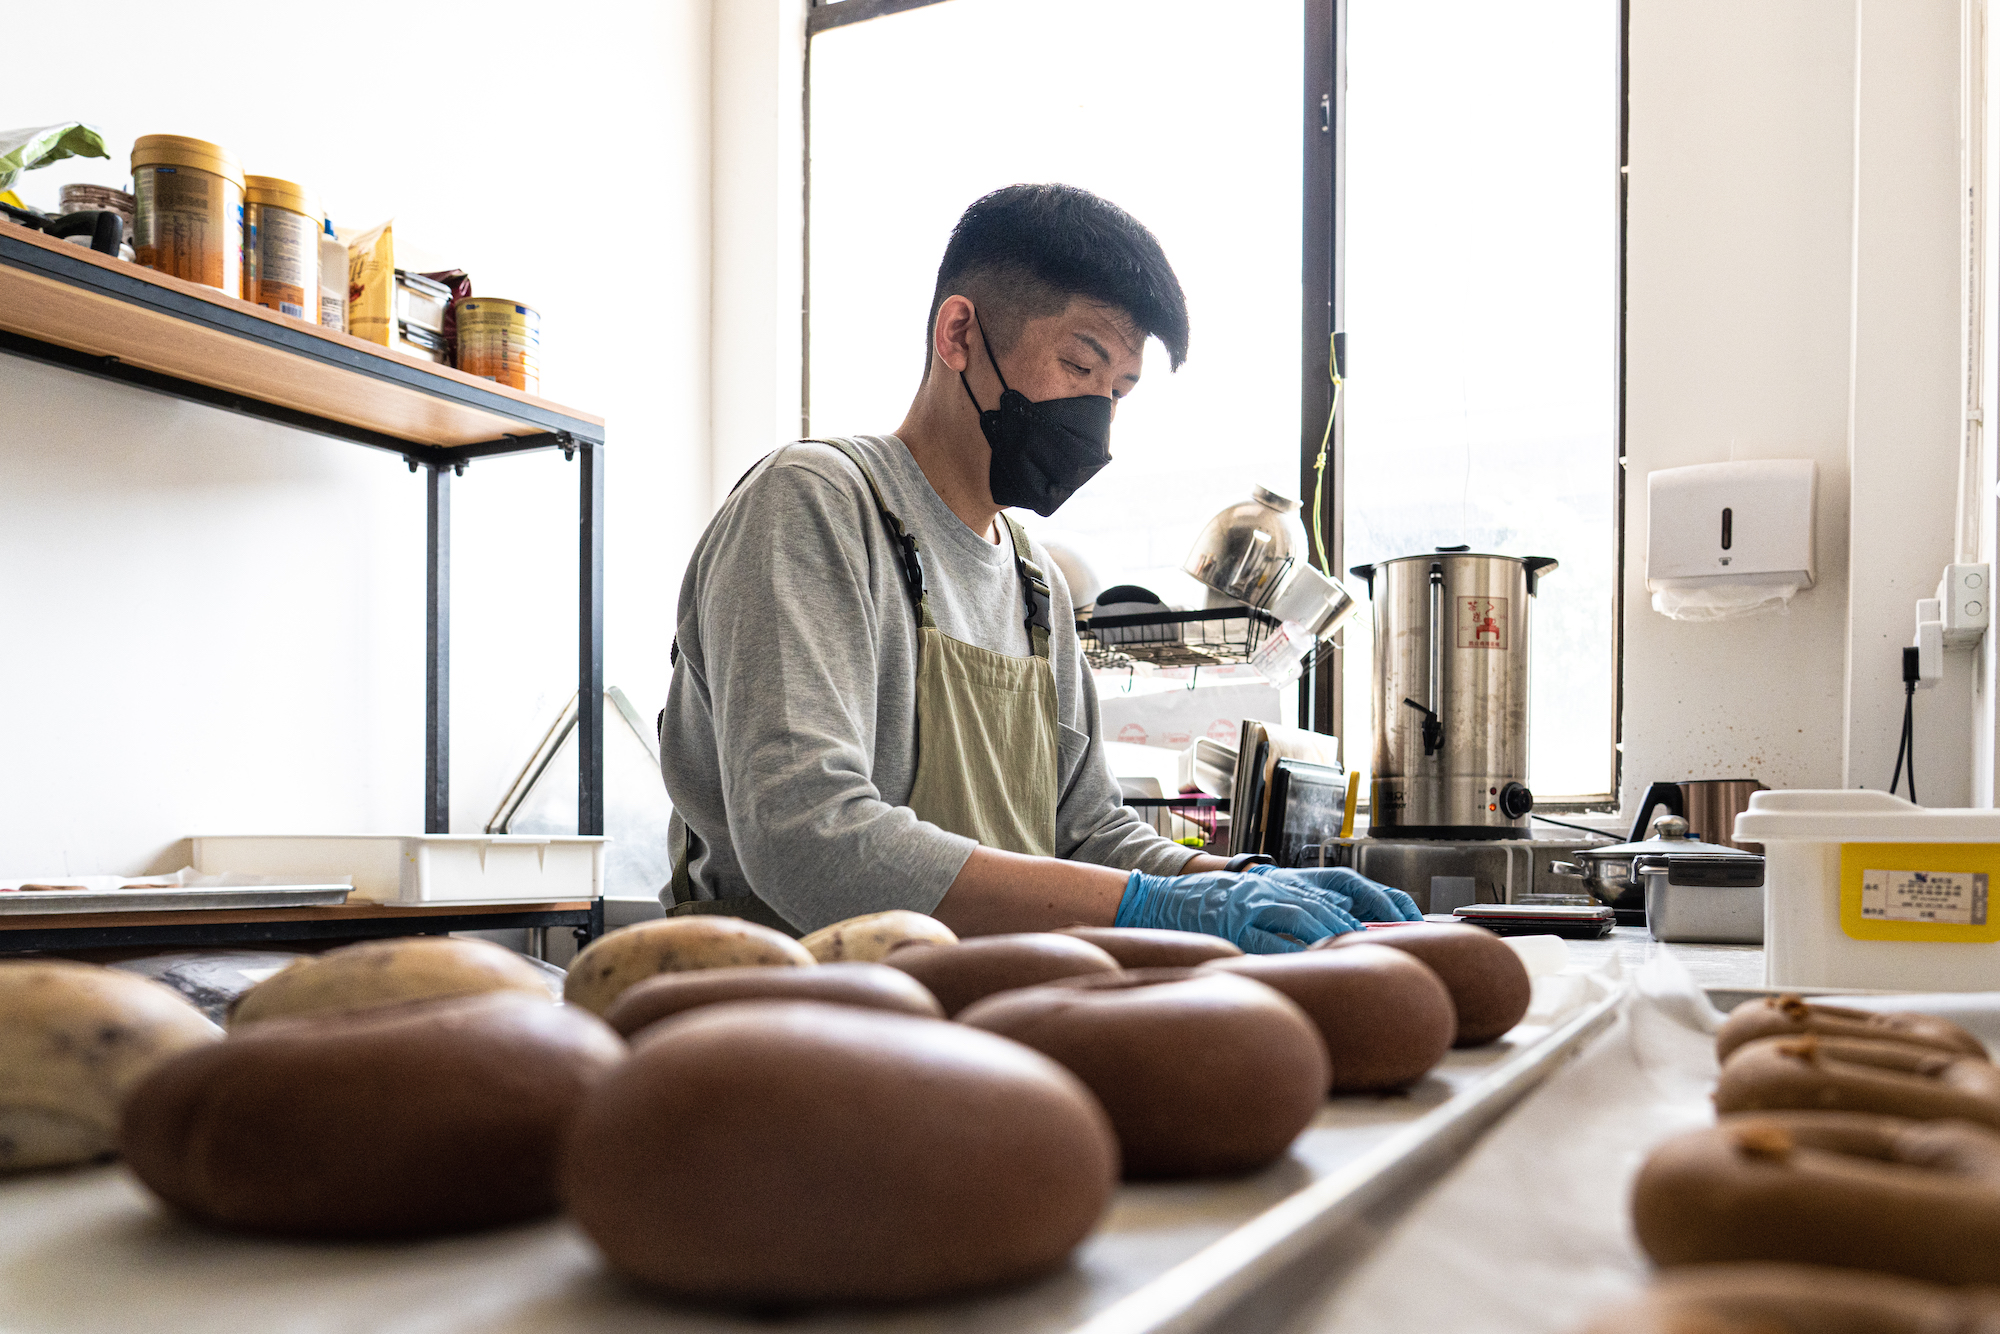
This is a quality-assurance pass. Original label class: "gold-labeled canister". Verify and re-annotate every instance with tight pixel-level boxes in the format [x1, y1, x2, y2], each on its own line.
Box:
[131, 135, 245, 296]
[243, 175, 320, 322]
[454, 298, 541, 393]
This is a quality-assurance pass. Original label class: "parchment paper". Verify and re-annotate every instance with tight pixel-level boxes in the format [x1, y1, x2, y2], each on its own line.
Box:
[1297, 962, 2000, 1333]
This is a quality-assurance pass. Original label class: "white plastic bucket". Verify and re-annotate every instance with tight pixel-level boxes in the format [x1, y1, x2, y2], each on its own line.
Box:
[1737, 789, 2000, 991]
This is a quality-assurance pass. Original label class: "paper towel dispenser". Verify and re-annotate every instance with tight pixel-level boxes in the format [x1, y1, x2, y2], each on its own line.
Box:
[1646, 460, 1816, 620]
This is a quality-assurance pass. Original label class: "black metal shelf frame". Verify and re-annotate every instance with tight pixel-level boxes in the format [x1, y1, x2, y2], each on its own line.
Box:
[0, 231, 608, 839]
[0, 901, 606, 956]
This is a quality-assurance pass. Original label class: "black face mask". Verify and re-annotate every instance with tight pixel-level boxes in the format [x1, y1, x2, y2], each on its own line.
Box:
[960, 320, 1114, 518]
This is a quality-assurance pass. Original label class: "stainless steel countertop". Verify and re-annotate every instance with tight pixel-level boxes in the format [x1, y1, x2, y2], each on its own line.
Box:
[1563, 925, 1764, 990]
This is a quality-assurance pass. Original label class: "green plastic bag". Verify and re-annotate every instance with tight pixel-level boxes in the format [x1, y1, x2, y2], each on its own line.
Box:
[0, 123, 110, 192]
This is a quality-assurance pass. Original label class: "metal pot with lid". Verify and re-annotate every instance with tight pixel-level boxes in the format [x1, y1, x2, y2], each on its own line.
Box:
[1551, 815, 1755, 903]
[1551, 783, 1762, 907]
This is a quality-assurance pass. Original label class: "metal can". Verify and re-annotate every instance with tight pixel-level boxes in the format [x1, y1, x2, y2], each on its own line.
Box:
[454, 298, 540, 393]
[131, 134, 245, 296]
[243, 176, 321, 322]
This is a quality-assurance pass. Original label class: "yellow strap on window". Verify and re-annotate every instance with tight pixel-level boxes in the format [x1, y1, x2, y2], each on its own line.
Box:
[1310, 332, 1343, 578]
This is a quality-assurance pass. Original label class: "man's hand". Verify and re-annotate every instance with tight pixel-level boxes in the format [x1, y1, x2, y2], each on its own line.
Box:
[1250, 866, 1423, 923]
[1116, 868, 1364, 953]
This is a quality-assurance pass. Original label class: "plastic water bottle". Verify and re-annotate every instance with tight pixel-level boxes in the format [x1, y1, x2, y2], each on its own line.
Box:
[318, 218, 347, 334]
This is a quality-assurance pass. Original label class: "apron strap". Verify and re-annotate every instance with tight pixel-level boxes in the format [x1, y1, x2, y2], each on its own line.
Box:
[814, 438, 936, 631]
[1002, 514, 1053, 661]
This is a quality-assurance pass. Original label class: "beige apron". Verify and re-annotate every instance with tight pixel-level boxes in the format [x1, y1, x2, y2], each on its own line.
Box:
[667, 439, 1061, 934]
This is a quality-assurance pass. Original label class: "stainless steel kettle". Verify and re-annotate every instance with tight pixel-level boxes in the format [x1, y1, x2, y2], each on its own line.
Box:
[1183, 486, 1309, 608]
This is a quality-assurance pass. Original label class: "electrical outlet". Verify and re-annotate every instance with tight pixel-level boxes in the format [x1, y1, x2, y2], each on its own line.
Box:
[1938, 564, 1992, 647]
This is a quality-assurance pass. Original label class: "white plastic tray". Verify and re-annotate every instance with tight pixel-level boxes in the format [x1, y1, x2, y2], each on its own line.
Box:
[191, 835, 605, 905]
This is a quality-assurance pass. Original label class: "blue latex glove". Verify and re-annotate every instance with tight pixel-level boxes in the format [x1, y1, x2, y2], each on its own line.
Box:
[1252, 865, 1424, 923]
[1116, 868, 1364, 954]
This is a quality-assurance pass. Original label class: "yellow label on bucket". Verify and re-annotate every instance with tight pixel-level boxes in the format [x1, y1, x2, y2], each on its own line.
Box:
[1839, 843, 2000, 942]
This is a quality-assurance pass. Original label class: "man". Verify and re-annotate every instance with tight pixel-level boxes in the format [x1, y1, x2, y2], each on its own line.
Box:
[660, 184, 1416, 950]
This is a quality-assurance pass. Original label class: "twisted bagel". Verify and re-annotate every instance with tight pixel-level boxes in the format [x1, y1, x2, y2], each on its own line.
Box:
[1632, 1112, 2000, 1284]
[1718, 995, 1987, 1064]
[1716, 1035, 2000, 1130]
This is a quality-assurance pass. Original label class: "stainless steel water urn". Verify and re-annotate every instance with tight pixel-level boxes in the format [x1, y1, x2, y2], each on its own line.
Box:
[1348, 549, 1558, 839]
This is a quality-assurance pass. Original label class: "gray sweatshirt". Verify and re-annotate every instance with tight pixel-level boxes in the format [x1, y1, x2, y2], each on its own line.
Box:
[661, 433, 1198, 932]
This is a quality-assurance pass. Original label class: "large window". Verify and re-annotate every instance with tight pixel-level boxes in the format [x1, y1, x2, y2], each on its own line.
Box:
[807, 0, 1620, 800]
[807, 0, 1304, 611]
[1340, 0, 1620, 799]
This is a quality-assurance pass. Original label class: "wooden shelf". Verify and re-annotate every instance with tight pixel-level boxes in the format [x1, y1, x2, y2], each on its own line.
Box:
[1, 215, 609, 842]
[0, 220, 603, 465]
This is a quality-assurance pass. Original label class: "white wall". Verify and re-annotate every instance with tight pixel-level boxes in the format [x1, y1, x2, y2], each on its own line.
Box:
[0, 0, 712, 875]
[7, 0, 1989, 882]
[1623, 0, 1979, 813]
[710, 0, 808, 504]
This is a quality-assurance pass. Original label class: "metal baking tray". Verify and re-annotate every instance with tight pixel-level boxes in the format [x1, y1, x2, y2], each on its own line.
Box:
[0, 885, 350, 915]
[0, 987, 1620, 1334]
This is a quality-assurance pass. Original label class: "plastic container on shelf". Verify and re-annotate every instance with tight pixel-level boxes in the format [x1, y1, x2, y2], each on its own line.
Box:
[317, 219, 346, 331]
[1737, 789, 2000, 990]
[190, 834, 604, 905]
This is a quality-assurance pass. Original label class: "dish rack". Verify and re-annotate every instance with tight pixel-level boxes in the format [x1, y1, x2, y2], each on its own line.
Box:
[1078, 606, 1319, 671]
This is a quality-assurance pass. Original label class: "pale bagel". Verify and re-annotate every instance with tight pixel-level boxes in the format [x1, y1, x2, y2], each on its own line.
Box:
[231, 936, 554, 1028]
[0, 961, 219, 1173]
[798, 909, 957, 963]
[564, 917, 814, 1015]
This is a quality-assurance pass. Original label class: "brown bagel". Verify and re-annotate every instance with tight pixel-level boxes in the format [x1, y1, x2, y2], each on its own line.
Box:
[1716, 1035, 2000, 1130]
[1631, 1112, 2000, 1284]
[1052, 926, 1243, 968]
[1717, 994, 1987, 1064]
[882, 933, 1120, 1017]
[121, 992, 624, 1238]
[1200, 944, 1454, 1092]
[602, 962, 944, 1038]
[1575, 1264, 2000, 1334]
[562, 1000, 1118, 1304]
[957, 968, 1328, 1178]
[1314, 923, 1530, 1046]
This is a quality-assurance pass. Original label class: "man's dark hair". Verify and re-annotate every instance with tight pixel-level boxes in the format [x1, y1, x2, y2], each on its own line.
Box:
[925, 184, 1190, 375]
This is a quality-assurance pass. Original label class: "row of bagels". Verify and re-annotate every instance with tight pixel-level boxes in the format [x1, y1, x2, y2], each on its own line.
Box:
[0, 909, 1534, 1307]
[1575, 994, 2000, 1332]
